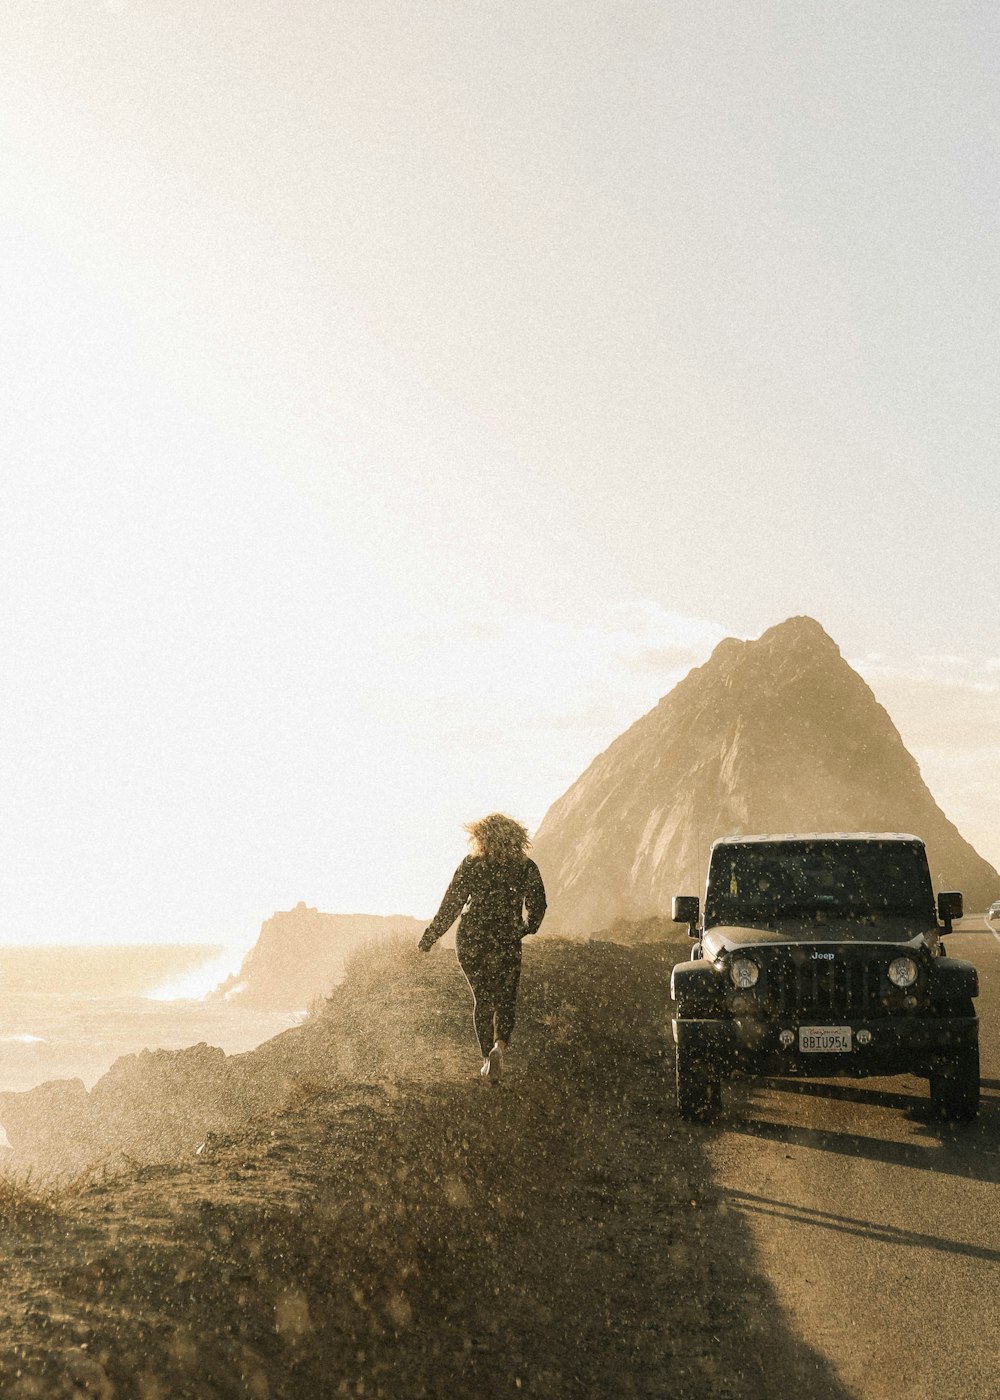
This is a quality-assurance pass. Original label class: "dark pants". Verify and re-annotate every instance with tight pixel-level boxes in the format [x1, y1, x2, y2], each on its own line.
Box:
[457, 935, 523, 1056]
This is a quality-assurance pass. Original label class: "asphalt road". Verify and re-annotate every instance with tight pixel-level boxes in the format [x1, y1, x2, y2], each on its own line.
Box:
[703, 913, 1000, 1400]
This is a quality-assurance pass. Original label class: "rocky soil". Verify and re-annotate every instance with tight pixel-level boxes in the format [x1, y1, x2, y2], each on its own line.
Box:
[0, 937, 851, 1399]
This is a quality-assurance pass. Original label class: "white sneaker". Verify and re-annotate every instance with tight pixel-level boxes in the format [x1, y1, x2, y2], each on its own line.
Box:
[487, 1041, 505, 1080]
[480, 1056, 492, 1079]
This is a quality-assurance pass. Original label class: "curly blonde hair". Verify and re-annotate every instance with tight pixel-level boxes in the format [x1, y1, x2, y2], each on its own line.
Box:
[464, 812, 531, 864]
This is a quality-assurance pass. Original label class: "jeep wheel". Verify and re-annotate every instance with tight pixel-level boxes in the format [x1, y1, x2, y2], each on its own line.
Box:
[675, 1046, 720, 1121]
[929, 1045, 980, 1122]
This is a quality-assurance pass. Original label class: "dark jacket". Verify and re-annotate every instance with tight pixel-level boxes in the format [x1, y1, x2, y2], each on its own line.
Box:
[419, 855, 547, 952]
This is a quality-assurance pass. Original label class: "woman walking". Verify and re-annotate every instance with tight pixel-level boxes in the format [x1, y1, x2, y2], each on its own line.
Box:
[418, 813, 546, 1080]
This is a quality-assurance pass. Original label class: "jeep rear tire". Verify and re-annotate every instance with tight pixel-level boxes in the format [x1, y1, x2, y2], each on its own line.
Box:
[675, 1046, 720, 1121]
[929, 1044, 980, 1122]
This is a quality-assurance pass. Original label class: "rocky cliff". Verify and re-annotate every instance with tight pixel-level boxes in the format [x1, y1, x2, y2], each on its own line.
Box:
[0, 932, 681, 1180]
[213, 903, 425, 1009]
[532, 616, 1000, 934]
[0, 936, 835, 1400]
[0, 1019, 340, 1179]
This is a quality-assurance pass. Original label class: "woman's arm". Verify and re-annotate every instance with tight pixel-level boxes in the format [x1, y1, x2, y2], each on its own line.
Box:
[418, 859, 473, 950]
[522, 859, 547, 936]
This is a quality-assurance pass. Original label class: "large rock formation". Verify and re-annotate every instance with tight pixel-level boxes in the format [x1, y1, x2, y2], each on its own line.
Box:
[532, 616, 1000, 934]
[213, 904, 425, 1009]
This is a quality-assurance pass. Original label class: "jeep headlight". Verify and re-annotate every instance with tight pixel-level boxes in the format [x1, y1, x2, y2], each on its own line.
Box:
[887, 956, 918, 988]
[730, 957, 760, 990]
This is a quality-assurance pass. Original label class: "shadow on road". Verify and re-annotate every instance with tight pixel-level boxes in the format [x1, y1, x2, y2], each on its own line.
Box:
[722, 1078, 1000, 1185]
[759, 1077, 928, 1112]
[725, 1190, 1000, 1264]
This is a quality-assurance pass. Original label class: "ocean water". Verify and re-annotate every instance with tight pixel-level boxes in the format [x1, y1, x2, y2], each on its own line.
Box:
[0, 945, 302, 1095]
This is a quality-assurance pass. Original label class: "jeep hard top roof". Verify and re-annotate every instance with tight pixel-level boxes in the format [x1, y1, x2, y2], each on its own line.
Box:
[710, 832, 924, 848]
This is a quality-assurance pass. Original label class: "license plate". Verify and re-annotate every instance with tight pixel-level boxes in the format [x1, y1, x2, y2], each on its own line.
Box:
[799, 1026, 852, 1053]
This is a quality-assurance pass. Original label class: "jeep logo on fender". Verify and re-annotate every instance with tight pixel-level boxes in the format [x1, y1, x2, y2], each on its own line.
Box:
[811, 951, 835, 960]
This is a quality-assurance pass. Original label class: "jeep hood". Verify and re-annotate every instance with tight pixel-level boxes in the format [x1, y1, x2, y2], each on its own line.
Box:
[702, 918, 935, 959]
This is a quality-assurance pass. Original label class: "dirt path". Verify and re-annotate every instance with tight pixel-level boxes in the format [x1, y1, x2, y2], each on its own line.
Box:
[0, 939, 851, 1399]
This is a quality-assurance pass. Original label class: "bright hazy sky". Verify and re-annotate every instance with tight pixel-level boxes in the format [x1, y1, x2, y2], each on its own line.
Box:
[2, 2, 998, 947]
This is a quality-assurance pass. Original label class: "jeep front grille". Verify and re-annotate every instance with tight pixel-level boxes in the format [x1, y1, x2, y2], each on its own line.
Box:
[765, 952, 890, 1019]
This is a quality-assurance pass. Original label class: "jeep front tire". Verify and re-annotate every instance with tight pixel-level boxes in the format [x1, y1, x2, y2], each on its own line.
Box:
[675, 1044, 720, 1121]
[929, 1044, 980, 1122]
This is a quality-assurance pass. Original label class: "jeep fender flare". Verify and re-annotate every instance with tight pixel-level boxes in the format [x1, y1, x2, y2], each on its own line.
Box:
[671, 959, 721, 1012]
[929, 956, 979, 1003]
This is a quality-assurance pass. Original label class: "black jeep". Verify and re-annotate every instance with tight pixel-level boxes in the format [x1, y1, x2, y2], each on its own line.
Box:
[670, 833, 979, 1121]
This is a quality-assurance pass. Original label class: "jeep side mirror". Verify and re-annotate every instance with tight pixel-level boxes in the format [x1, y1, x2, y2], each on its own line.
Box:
[672, 895, 700, 936]
[937, 891, 963, 933]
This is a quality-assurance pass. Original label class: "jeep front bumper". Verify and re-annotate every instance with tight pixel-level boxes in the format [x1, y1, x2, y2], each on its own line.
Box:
[672, 1013, 978, 1078]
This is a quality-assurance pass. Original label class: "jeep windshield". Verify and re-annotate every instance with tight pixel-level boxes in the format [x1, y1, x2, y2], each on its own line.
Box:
[704, 839, 936, 928]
